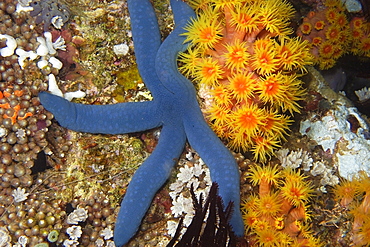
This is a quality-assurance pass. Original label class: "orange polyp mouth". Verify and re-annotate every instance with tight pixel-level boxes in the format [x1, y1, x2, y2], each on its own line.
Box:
[265, 82, 279, 96]
[240, 111, 258, 129]
[323, 45, 333, 54]
[314, 21, 325, 30]
[200, 27, 215, 42]
[301, 23, 312, 34]
[203, 66, 215, 76]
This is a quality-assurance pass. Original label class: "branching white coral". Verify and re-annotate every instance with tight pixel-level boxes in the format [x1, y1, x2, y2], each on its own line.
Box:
[16, 235, 28, 247]
[0, 227, 11, 247]
[276, 148, 313, 171]
[355, 87, 370, 102]
[48, 74, 86, 101]
[49, 56, 63, 70]
[105, 240, 116, 247]
[0, 34, 17, 57]
[277, 148, 339, 192]
[35, 32, 65, 70]
[12, 187, 29, 203]
[95, 238, 104, 247]
[18, 0, 32, 7]
[63, 239, 79, 247]
[51, 16, 64, 29]
[66, 206, 88, 224]
[311, 161, 339, 192]
[15, 48, 37, 68]
[101, 226, 113, 240]
[51, 35, 67, 52]
[167, 149, 212, 237]
[66, 225, 82, 240]
[42, 32, 65, 55]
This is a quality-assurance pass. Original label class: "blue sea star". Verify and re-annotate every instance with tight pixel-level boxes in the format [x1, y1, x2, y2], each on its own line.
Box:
[38, 0, 244, 246]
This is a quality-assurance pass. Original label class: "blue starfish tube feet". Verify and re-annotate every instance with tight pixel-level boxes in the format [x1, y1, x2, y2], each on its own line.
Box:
[38, 0, 244, 246]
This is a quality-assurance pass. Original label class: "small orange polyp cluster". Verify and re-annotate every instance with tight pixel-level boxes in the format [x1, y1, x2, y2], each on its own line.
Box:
[180, 0, 312, 162]
[0, 88, 33, 124]
[349, 17, 370, 57]
[297, 0, 370, 70]
[334, 172, 370, 246]
[241, 164, 322, 246]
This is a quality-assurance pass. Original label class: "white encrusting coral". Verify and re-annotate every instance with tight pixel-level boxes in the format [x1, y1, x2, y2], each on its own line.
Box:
[113, 43, 129, 56]
[300, 102, 370, 179]
[342, 0, 362, 12]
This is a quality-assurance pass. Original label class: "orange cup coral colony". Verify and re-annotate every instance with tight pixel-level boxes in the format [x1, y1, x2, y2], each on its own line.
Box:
[297, 0, 370, 70]
[179, 0, 312, 162]
[334, 172, 370, 246]
[241, 164, 322, 246]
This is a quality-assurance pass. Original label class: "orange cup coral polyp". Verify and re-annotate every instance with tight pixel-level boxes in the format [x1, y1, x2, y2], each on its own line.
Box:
[180, 0, 312, 162]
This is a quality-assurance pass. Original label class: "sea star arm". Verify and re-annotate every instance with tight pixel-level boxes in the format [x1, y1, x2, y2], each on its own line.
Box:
[183, 111, 245, 237]
[155, 0, 196, 96]
[127, 0, 163, 97]
[38, 92, 162, 134]
[113, 122, 187, 246]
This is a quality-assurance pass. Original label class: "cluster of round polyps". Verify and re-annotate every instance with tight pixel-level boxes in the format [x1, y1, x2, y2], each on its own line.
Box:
[297, 0, 351, 70]
[297, 0, 370, 70]
[0, 0, 54, 191]
[179, 0, 312, 162]
[242, 164, 322, 246]
[349, 17, 370, 57]
[0, 0, 74, 245]
[0, 81, 58, 187]
[0, 192, 67, 245]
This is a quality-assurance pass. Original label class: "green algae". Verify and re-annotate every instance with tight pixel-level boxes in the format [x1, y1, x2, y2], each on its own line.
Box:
[112, 66, 143, 102]
[47, 229, 59, 242]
